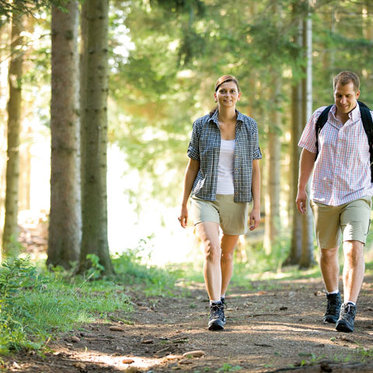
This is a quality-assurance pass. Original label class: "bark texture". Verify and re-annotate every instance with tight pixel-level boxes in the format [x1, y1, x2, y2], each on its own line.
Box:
[79, 0, 113, 275]
[2, 10, 23, 257]
[47, 0, 81, 268]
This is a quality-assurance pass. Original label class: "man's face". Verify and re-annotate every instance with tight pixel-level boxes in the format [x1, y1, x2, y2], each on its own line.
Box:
[334, 81, 360, 114]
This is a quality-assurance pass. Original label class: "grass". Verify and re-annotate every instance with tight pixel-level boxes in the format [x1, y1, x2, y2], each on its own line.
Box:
[0, 246, 181, 355]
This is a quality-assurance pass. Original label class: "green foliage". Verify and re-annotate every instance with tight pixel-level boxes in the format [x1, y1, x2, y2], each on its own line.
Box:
[85, 254, 105, 280]
[113, 238, 181, 296]
[109, 0, 373, 217]
[14, 239, 181, 354]
[234, 235, 294, 277]
[217, 363, 243, 372]
[0, 257, 133, 355]
[0, 0, 68, 19]
[356, 347, 373, 361]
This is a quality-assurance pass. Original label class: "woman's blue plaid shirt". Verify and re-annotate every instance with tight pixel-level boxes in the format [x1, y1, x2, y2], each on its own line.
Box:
[187, 110, 262, 203]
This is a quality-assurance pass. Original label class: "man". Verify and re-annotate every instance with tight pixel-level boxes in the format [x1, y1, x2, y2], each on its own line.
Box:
[296, 71, 373, 333]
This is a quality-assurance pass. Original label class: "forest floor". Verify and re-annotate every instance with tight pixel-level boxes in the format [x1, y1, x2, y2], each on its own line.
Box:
[2, 273, 373, 372]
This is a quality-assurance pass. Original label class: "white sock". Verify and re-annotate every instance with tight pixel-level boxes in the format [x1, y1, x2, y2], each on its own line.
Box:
[327, 290, 339, 295]
[210, 299, 221, 306]
[346, 301, 356, 306]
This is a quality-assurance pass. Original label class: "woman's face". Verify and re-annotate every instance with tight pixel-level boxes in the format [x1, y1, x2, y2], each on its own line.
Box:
[214, 81, 241, 109]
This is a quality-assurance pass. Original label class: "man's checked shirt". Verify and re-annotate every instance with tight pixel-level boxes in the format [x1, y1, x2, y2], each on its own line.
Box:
[187, 109, 262, 203]
[298, 104, 373, 206]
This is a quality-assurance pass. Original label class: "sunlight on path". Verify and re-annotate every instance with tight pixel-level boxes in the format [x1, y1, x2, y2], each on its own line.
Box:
[72, 351, 164, 371]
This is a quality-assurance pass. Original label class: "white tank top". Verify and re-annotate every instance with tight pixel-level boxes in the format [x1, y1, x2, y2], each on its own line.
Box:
[216, 139, 235, 194]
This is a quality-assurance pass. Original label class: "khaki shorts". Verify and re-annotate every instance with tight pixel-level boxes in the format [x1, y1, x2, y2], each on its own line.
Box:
[190, 194, 249, 235]
[310, 196, 372, 248]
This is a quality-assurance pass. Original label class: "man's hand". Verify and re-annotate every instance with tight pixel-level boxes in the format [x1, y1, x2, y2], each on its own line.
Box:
[296, 189, 307, 214]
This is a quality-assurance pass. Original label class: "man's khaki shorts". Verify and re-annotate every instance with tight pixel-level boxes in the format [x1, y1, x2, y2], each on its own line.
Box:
[190, 194, 249, 235]
[310, 196, 372, 249]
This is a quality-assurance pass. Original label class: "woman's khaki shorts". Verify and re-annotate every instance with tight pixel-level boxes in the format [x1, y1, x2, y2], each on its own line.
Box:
[190, 194, 249, 235]
[310, 196, 372, 249]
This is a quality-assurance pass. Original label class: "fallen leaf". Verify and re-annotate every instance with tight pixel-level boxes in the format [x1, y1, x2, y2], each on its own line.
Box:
[182, 350, 206, 358]
[109, 326, 125, 332]
[12, 362, 21, 369]
[122, 358, 135, 364]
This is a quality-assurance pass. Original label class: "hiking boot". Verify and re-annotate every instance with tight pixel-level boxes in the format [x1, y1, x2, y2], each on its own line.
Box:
[221, 298, 226, 324]
[323, 292, 341, 324]
[208, 302, 225, 331]
[336, 303, 356, 333]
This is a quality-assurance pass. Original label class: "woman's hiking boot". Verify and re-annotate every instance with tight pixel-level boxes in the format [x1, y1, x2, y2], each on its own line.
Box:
[208, 302, 225, 331]
[323, 292, 341, 323]
[336, 302, 356, 333]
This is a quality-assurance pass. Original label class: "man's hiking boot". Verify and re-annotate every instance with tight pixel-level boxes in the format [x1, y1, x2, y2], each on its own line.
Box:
[323, 292, 341, 324]
[208, 302, 225, 331]
[336, 302, 356, 333]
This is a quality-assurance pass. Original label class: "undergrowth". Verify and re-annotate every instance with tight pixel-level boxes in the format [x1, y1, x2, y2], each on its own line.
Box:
[0, 243, 180, 355]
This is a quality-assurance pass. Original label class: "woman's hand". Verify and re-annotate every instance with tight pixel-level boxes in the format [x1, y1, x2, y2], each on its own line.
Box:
[249, 208, 260, 231]
[178, 205, 188, 228]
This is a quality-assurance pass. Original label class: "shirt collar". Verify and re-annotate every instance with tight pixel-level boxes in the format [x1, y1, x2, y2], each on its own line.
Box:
[209, 109, 244, 127]
[331, 103, 360, 123]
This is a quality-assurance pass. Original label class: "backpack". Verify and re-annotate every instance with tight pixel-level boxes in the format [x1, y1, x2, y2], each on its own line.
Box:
[315, 100, 373, 182]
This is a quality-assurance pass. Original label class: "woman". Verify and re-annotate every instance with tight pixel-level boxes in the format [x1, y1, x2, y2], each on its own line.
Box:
[178, 75, 262, 330]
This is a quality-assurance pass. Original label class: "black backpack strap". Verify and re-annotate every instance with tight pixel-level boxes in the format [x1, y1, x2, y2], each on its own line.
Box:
[358, 101, 373, 182]
[315, 105, 333, 157]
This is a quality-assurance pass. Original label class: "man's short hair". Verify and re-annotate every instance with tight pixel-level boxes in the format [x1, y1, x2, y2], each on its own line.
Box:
[333, 71, 360, 92]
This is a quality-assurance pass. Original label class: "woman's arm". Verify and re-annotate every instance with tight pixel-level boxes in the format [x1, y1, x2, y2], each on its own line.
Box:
[179, 158, 200, 228]
[249, 159, 261, 231]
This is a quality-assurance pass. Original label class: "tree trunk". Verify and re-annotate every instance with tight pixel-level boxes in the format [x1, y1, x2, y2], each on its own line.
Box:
[299, 11, 315, 269]
[364, 1, 373, 40]
[18, 125, 31, 210]
[0, 23, 9, 252]
[287, 16, 303, 265]
[288, 82, 303, 264]
[78, 0, 113, 275]
[2, 10, 23, 258]
[264, 74, 281, 254]
[47, 0, 81, 269]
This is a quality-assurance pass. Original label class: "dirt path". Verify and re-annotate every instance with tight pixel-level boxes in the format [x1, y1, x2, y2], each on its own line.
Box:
[2, 276, 373, 372]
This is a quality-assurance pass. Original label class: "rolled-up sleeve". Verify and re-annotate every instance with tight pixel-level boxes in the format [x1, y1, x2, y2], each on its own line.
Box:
[187, 119, 200, 160]
[298, 107, 325, 153]
[251, 120, 262, 160]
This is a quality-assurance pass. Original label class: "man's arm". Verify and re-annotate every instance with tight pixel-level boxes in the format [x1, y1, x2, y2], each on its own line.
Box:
[296, 148, 316, 214]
